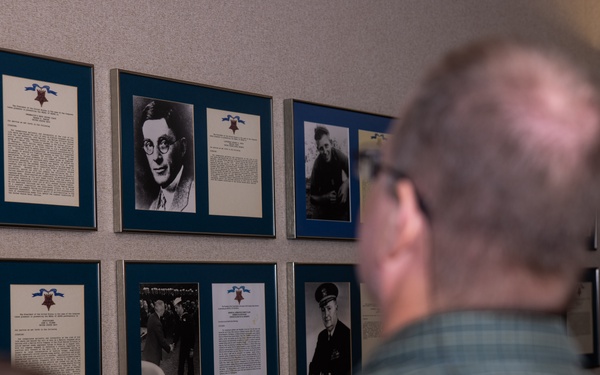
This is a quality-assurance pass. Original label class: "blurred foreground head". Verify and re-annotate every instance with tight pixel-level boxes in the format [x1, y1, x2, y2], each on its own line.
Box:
[358, 38, 600, 335]
[0, 361, 45, 375]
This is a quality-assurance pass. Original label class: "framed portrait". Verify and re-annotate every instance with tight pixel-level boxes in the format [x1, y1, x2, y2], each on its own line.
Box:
[111, 70, 274, 236]
[117, 261, 279, 375]
[284, 99, 393, 239]
[0, 260, 101, 375]
[566, 268, 600, 368]
[0, 48, 96, 229]
[288, 263, 382, 375]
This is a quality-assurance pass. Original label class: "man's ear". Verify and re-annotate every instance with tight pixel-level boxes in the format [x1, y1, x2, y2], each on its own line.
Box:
[385, 180, 429, 261]
[377, 179, 432, 335]
[179, 137, 187, 157]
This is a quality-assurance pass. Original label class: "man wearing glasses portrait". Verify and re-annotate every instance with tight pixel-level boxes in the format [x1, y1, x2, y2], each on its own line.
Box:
[134, 98, 195, 213]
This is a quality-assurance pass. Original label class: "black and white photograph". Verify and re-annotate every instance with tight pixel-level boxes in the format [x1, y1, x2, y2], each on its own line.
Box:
[303, 122, 350, 222]
[304, 282, 351, 375]
[139, 283, 200, 375]
[134, 97, 195, 213]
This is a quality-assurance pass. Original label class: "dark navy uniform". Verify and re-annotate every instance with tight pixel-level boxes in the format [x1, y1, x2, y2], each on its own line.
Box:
[309, 320, 351, 375]
[309, 283, 352, 375]
[174, 309, 195, 375]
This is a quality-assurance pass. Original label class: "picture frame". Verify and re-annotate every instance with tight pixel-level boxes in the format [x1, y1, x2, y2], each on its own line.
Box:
[0, 48, 96, 229]
[117, 261, 279, 375]
[0, 259, 101, 375]
[566, 268, 600, 368]
[288, 263, 382, 375]
[590, 215, 597, 251]
[284, 99, 393, 239]
[111, 70, 274, 236]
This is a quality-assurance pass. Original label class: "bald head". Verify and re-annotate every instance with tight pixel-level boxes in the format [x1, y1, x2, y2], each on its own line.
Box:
[384, 39, 600, 310]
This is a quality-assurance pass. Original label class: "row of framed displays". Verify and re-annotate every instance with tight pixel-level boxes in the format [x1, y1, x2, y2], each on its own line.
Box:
[0, 47, 392, 239]
[1, 259, 598, 375]
[0, 260, 376, 375]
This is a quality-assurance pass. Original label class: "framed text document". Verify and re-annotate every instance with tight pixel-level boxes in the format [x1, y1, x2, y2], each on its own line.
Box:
[0, 48, 96, 229]
[0, 260, 101, 375]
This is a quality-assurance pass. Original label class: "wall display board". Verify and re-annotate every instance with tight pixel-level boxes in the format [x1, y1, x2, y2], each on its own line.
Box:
[566, 268, 600, 368]
[284, 99, 392, 239]
[0, 260, 101, 375]
[111, 70, 275, 236]
[0, 48, 96, 229]
[287, 263, 382, 375]
[117, 261, 279, 375]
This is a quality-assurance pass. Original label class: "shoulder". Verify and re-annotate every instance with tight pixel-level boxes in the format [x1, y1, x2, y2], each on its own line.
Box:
[337, 321, 351, 335]
[148, 313, 159, 325]
[332, 148, 348, 163]
[148, 194, 160, 210]
[312, 155, 324, 170]
[317, 328, 329, 342]
[180, 168, 194, 190]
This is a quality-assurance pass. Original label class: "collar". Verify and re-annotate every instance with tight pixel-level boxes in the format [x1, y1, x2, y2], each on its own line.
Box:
[327, 321, 338, 338]
[364, 310, 580, 371]
[159, 166, 184, 210]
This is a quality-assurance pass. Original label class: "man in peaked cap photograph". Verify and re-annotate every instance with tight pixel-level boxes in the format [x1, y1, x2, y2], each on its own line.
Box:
[307, 282, 351, 375]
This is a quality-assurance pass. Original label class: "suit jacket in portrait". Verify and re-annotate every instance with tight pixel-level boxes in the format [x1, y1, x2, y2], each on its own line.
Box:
[148, 168, 195, 212]
[309, 320, 351, 375]
[142, 313, 171, 365]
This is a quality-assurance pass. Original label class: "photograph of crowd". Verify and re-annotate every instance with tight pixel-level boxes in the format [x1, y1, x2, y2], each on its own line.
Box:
[139, 283, 200, 375]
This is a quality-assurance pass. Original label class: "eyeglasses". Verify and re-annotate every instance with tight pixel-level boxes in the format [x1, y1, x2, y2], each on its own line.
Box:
[357, 148, 407, 182]
[357, 149, 431, 219]
[143, 138, 180, 155]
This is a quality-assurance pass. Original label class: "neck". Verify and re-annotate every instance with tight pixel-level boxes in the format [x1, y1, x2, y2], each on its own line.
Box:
[327, 321, 337, 333]
[379, 249, 432, 337]
[431, 267, 574, 314]
[382, 295, 429, 337]
[161, 165, 184, 191]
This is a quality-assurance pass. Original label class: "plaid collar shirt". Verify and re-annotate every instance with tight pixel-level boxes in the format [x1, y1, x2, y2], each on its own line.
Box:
[359, 310, 587, 375]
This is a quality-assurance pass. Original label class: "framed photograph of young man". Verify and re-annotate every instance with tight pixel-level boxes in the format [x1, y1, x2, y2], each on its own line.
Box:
[303, 123, 351, 222]
[0, 48, 96, 229]
[284, 99, 392, 239]
[111, 70, 274, 236]
[133, 97, 195, 213]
